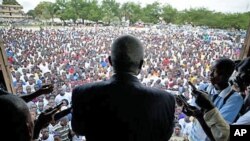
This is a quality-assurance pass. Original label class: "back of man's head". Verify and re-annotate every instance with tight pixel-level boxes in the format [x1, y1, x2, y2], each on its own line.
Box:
[0, 94, 33, 141]
[110, 35, 144, 75]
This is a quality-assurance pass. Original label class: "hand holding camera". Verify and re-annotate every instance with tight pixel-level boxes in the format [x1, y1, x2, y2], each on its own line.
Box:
[194, 90, 215, 113]
[175, 91, 201, 117]
[188, 81, 215, 113]
[182, 104, 202, 117]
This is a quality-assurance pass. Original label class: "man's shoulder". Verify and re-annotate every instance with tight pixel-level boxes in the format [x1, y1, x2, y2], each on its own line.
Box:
[143, 86, 175, 99]
[230, 91, 244, 101]
[72, 81, 109, 99]
[73, 81, 108, 92]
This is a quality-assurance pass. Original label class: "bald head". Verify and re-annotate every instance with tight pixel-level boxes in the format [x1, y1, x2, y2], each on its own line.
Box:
[109, 35, 144, 74]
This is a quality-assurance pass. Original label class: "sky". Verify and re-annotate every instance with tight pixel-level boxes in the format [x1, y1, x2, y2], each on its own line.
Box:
[0, 0, 250, 13]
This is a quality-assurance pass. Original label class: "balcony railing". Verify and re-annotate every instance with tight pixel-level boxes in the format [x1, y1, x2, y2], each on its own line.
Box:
[0, 15, 26, 18]
[0, 5, 23, 8]
[0, 9, 23, 13]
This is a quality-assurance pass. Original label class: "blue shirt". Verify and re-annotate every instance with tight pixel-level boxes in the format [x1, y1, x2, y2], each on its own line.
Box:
[205, 84, 243, 124]
[189, 84, 243, 141]
[188, 119, 207, 141]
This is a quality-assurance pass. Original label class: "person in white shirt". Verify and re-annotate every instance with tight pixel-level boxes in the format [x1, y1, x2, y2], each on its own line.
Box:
[178, 116, 193, 136]
[64, 86, 72, 104]
[55, 88, 70, 105]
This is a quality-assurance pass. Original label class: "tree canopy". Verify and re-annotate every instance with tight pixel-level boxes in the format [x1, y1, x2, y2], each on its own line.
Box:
[2, 0, 20, 5]
[30, 0, 250, 29]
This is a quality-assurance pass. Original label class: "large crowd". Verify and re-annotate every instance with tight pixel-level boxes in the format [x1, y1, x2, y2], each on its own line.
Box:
[0, 25, 246, 141]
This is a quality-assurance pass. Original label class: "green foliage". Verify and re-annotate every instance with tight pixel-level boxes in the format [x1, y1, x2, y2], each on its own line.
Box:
[171, 8, 250, 30]
[34, 2, 58, 20]
[120, 2, 142, 24]
[161, 4, 178, 23]
[101, 0, 120, 24]
[2, 0, 20, 5]
[26, 10, 36, 18]
[86, 0, 102, 22]
[30, 0, 250, 29]
[55, 0, 73, 21]
[140, 2, 161, 24]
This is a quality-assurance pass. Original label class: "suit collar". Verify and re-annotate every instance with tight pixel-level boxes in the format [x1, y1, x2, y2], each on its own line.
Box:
[110, 73, 140, 83]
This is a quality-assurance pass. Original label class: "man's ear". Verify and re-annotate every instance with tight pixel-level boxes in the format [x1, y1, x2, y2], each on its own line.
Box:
[26, 122, 33, 140]
[139, 60, 144, 70]
[108, 56, 112, 66]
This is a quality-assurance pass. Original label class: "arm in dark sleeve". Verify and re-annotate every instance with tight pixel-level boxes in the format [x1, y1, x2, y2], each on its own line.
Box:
[21, 84, 54, 102]
[71, 87, 87, 135]
[0, 89, 37, 103]
[20, 91, 41, 102]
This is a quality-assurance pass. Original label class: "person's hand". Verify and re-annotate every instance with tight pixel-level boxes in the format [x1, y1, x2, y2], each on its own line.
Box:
[182, 105, 202, 117]
[37, 84, 54, 95]
[193, 90, 215, 112]
[175, 95, 188, 107]
[33, 103, 63, 139]
[35, 102, 62, 128]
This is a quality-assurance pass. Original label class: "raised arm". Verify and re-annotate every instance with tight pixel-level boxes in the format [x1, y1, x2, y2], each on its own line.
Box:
[33, 102, 63, 140]
[193, 89, 230, 141]
[21, 84, 53, 102]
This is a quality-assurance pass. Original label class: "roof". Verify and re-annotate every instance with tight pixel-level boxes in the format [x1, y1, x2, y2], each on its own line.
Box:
[0, 4, 23, 8]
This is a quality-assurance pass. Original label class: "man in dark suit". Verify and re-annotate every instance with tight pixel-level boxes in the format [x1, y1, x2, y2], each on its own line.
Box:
[71, 35, 176, 141]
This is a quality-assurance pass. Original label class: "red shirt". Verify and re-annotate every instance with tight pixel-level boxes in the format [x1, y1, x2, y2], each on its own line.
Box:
[69, 67, 74, 74]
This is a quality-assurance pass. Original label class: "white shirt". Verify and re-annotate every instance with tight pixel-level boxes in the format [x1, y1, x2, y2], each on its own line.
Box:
[178, 118, 193, 135]
[39, 63, 50, 75]
[55, 93, 71, 105]
[234, 110, 250, 125]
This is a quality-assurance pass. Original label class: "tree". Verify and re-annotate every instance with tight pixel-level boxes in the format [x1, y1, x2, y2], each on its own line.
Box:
[141, 2, 161, 24]
[58, 3, 78, 23]
[2, 0, 20, 5]
[77, 0, 91, 24]
[27, 0, 250, 29]
[101, 0, 120, 25]
[86, 0, 102, 22]
[120, 2, 142, 24]
[46, 2, 60, 25]
[34, 2, 50, 19]
[161, 4, 177, 24]
[26, 10, 36, 19]
[55, 0, 72, 23]
[70, 0, 83, 22]
[34, 1, 59, 25]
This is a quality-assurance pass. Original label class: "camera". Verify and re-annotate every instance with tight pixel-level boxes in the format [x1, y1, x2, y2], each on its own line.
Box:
[229, 68, 250, 92]
[228, 58, 250, 92]
[175, 94, 189, 107]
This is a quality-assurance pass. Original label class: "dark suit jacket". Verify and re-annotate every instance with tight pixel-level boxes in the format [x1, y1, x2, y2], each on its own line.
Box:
[72, 73, 176, 141]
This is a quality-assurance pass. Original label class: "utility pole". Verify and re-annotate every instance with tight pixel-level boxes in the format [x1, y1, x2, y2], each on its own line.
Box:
[240, 21, 250, 59]
[0, 38, 15, 93]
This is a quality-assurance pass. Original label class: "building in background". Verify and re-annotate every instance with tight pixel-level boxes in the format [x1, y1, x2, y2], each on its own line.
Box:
[0, 4, 29, 22]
